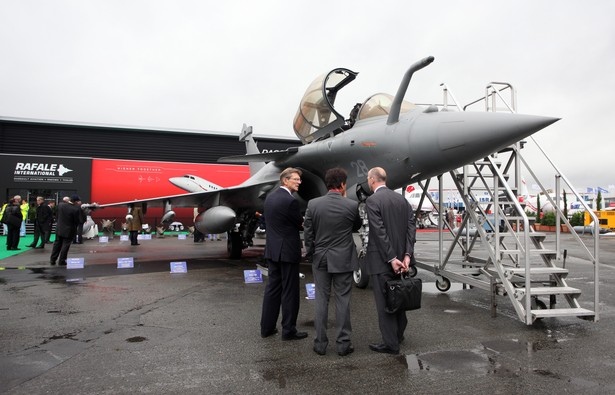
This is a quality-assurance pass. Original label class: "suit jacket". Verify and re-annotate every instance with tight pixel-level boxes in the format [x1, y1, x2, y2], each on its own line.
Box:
[303, 191, 362, 273]
[36, 204, 53, 229]
[263, 187, 303, 263]
[128, 206, 144, 232]
[3, 204, 22, 227]
[364, 187, 416, 275]
[55, 202, 86, 239]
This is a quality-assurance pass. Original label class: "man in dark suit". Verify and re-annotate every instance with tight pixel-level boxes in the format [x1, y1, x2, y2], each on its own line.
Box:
[260, 168, 308, 341]
[27, 196, 52, 249]
[50, 195, 86, 266]
[304, 168, 361, 356]
[364, 167, 416, 354]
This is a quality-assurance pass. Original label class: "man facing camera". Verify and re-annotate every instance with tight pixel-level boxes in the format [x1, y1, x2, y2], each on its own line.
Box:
[260, 168, 308, 341]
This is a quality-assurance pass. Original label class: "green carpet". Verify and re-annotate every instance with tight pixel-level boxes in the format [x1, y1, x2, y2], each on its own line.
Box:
[0, 235, 55, 260]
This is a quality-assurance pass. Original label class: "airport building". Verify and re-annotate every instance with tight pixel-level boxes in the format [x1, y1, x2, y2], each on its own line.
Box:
[0, 117, 299, 230]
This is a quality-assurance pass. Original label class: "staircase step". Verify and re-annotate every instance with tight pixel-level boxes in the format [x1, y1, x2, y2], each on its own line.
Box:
[501, 249, 556, 256]
[497, 232, 545, 239]
[531, 307, 595, 319]
[505, 267, 568, 276]
[517, 286, 581, 296]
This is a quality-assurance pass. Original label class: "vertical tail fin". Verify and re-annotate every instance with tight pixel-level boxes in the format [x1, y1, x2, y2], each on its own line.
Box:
[239, 124, 265, 175]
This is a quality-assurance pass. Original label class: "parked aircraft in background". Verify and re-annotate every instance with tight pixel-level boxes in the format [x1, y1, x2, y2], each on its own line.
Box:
[97, 56, 558, 267]
[169, 174, 222, 193]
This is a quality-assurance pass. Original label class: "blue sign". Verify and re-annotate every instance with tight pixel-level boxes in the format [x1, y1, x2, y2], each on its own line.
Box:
[244, 269, 263, 283]
[99, 236, 109, 243]
[170, 261, 187, 273]
[117, 257, 134, 269]
[67, 257, 85, 269]
[305, 283, 316, 300]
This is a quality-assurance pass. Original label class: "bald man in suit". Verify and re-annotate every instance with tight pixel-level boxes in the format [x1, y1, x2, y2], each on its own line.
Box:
[364, 167, 416, 354]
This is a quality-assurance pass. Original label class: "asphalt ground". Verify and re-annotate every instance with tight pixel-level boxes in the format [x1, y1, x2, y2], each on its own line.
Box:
[1, 231, 614, 394]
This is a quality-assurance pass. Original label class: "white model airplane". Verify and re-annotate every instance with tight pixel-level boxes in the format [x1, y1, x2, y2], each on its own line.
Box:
[169, 174, 222, 193]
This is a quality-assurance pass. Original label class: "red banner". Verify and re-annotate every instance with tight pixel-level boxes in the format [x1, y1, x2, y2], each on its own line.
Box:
[91, 159, 250, 204]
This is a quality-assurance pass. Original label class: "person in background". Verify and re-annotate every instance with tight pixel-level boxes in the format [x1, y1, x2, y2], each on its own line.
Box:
[193, 208, 205, 243]
[27, 196, 52, 249]
[1, 201, 8, 238]
[50, 195, 86, 266]
[45, 200, 56, 244]
[128, 203, 144, 246]
[19, 197, 29, 237]
[4, 197, 23, 250]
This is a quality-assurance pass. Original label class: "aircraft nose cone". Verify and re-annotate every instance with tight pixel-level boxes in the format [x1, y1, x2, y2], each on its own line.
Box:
[436, 112, 558, 154]
[409, 111, 559, 176]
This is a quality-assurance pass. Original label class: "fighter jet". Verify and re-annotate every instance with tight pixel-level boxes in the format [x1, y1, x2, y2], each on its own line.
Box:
[98, 56, 558, 261]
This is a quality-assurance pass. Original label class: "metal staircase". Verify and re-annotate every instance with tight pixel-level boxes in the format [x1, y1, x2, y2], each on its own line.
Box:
[414, 83, 599, 325]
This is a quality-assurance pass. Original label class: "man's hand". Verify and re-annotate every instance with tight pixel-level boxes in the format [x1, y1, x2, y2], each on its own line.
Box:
[391, 257, 408, 274]
[402, 255, 411, 271]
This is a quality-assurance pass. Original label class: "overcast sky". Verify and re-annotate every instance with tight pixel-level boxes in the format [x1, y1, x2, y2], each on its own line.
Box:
[1, 1, 613, 192]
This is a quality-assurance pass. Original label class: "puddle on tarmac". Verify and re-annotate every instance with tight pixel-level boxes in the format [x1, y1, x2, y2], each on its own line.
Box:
[399, 349, 496, 374]
[38, 273, 86, 285]
[0, 277, 6, 284]
[399, 336, 566, 376]
[126, 336, 147, 343]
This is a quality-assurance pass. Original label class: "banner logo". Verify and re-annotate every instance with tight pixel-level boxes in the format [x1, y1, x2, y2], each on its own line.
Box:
[13, 162, 74, 183]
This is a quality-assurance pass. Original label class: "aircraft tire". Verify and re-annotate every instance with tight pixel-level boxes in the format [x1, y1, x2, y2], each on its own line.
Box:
[227, 232, 242, 260]
[353, 253, 369, 288]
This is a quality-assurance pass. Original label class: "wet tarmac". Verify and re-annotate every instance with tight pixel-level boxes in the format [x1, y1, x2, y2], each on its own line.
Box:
[1, 233, 614, 394]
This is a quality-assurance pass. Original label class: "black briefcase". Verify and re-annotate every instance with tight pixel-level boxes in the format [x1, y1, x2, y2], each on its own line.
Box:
[384, 273, 422, 314]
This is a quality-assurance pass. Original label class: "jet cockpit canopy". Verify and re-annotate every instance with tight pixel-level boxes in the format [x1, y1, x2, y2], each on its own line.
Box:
[293, 68, 357, 144]
[293, 68, 418, 144]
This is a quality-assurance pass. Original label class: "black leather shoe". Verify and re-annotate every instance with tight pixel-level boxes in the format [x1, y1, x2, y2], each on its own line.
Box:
[25, 244, 35, 248]
[282, 331, 308, 341]
[313, 346, 326, 356]
[49, 261, 56, 266]
[35, 246, 44, 249]
[59, 261, 67, 266]
[261, 328, 278, 338]
[338, 345, 354, 357]
[369, 343, 399, 355]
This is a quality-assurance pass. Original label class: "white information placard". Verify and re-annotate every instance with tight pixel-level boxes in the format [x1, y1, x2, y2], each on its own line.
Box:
[305, 283, 316, 300]
[117, 257, 134, 269]
[178, 234, 187, 240]
[67, 257, 85, 269]
[120, 235, 129, 241]
[170, 261, 187, 273]
[244, 270, 263, 283]
[99, 236, 109, 243]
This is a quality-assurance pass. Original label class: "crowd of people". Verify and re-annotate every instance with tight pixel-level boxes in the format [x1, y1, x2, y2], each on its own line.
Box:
[4, 165, 417, 356]
[1, 194, 87, 266]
